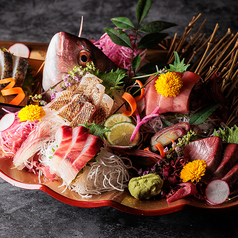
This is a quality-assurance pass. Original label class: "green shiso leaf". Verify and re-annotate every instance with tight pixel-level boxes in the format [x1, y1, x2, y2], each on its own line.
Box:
[104, 28, 132, 48]
[136, 32, 168, 49]
[79, 122, 110, 140]
[139, 21, 177, 33]
[168, 51, 190, 72]
[111, 17, 135, 30]
[213, 125, 238, 144]
[189, 102, 221, 125]
[93, 68, 127, 96]
[136, 0, 153, 26]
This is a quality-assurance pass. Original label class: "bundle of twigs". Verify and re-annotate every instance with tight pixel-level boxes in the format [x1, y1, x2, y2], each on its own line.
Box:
[160, 14, 238, 126]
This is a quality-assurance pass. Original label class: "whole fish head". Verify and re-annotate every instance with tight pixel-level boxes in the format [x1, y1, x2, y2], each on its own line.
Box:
[42, 32, 117, 92]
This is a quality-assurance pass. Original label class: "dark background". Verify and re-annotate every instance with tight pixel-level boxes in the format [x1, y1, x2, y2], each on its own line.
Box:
[1, 0, 238, 237]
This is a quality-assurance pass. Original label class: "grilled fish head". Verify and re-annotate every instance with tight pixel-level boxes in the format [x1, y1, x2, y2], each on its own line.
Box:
[42, 32, 117, 92]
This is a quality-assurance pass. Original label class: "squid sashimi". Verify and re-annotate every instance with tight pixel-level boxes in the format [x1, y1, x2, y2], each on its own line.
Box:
[145, 71, 201, 115]
[49, 125, 73, 172]
[13, 121, 55, 170]
[56, 126, 89, 184]
[61, 134, 103, 185]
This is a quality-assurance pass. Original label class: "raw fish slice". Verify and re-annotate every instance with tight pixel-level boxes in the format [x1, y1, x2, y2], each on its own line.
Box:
[58, 94, 87, 122]
[62, 134, 103, 185]
[49, 125, 73, 172]
[12, 56, 29, 87]
[183, 136, 223, 183]
[70, 101, 96, 128]
[89, 94, 114, 124]
[222, 163, 238, 187]
[89, 83, 105, 106]
[145, 71, 201, 115]
[48, 91, 75, 111]
[13, 121, 55, 170]
[213, 143, 238, 179]
[0, 51, 13, 88]
[57, 126, 89, 185]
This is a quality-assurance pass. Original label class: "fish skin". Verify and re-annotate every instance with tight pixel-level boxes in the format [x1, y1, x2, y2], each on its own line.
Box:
[42, 32, 117, 92]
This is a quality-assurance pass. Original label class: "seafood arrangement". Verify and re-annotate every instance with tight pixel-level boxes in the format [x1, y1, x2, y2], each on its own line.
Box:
[1, 0, 238, 213]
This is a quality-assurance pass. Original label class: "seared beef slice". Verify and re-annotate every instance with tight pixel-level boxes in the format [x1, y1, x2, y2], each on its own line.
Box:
[213, 143, 238, 179]
[183, 136, 223, 183]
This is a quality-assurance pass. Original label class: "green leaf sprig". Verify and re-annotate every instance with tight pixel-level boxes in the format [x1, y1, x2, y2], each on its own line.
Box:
[104, 0, 176, 80]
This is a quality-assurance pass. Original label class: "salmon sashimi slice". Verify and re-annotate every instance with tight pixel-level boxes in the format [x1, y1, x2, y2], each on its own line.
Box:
[56, 126, 89, 184]
[145, 71, 201, 115]
[49, 125, 73, 172]
[61, 134, 103, 185]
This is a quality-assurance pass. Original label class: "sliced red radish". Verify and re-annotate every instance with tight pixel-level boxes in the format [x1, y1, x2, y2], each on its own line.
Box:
[0, 113, 15, 132]
[205, 179, 230, 205]
[8, 43, 30, 58]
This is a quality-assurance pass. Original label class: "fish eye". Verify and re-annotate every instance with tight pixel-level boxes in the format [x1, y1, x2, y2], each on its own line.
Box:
[78, 50, 91, 67]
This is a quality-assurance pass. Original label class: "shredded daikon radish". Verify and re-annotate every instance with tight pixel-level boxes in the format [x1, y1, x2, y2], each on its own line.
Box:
[70, 147, 133, 197]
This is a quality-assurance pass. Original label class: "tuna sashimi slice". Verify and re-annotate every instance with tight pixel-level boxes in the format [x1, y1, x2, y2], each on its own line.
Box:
[50, 125, 73, 172]
[183, 136, 223, 183]
[56, 126, 89, 183]
[145, 71, 201, 115]
[61, 135, 103, 185]
[213, 143, 238, 179]
[222, 163, 238, 187]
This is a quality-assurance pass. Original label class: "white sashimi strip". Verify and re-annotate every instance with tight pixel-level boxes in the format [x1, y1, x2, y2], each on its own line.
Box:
[13, 121, 56, 170]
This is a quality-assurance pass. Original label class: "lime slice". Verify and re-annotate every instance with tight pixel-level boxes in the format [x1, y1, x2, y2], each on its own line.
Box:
[106, 122, 140, 146]
[104, 113, 132, 129]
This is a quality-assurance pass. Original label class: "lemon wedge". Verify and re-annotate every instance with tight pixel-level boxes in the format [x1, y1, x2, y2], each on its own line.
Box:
[106, 122, 140, 146]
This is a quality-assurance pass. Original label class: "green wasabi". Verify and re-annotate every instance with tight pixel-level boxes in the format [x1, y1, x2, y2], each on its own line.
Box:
[128, 173, 164, 200]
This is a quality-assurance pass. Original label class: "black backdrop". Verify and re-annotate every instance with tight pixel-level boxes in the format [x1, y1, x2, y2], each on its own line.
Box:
[0, 1, 238, 237]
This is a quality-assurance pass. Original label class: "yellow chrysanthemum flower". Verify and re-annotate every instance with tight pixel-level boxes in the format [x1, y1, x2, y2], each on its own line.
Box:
[180, 159, 207, 183]
[18, 104, 46, 122]
[155, 72, 183, 97]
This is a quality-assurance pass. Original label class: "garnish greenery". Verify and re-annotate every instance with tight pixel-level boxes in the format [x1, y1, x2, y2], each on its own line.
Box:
[80, 122, 110, 140]
[93, 68, 127, 96]
[213, 125, 238, 144]
[167, 51, 190, 73]
[189, 102, 221, 125]
[104, 0, 176, 77]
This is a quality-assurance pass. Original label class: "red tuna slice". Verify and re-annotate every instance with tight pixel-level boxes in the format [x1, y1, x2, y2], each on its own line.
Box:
[60, 134, 103, 185]
[222, 163, 238, 187]
[213, 143, 238, 179]
[167, 182, 197, 203]
[145, 71, 201, 115]
[50, 126, 73, 172]
[183, 136, 223, 183]
[56, 126, 89, 184]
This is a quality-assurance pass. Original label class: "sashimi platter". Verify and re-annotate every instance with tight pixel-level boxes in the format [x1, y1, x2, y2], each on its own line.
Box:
[1, 0, 238, 215]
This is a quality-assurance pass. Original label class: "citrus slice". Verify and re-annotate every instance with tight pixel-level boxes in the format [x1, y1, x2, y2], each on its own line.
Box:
[104, 113, 132, 129]
[106, 122, 140, 146]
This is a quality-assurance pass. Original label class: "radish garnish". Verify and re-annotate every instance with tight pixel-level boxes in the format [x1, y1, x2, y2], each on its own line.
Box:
[0, 113, 15, 132]
[205, 179, 230, 205]
[8, 43, 30, 58]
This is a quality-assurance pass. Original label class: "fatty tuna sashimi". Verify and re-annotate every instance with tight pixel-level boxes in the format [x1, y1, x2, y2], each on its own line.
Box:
[50, 125, 73, 172]
[213, 143, 238, 179]
[60, 134, 103, 185]
[145, 71, 201, 115]
[183, 136, 223, 183]
[56, 126, 89, 183]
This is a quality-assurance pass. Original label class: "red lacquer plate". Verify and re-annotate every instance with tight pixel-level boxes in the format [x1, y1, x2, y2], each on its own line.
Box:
[1, 41, 238, 216]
